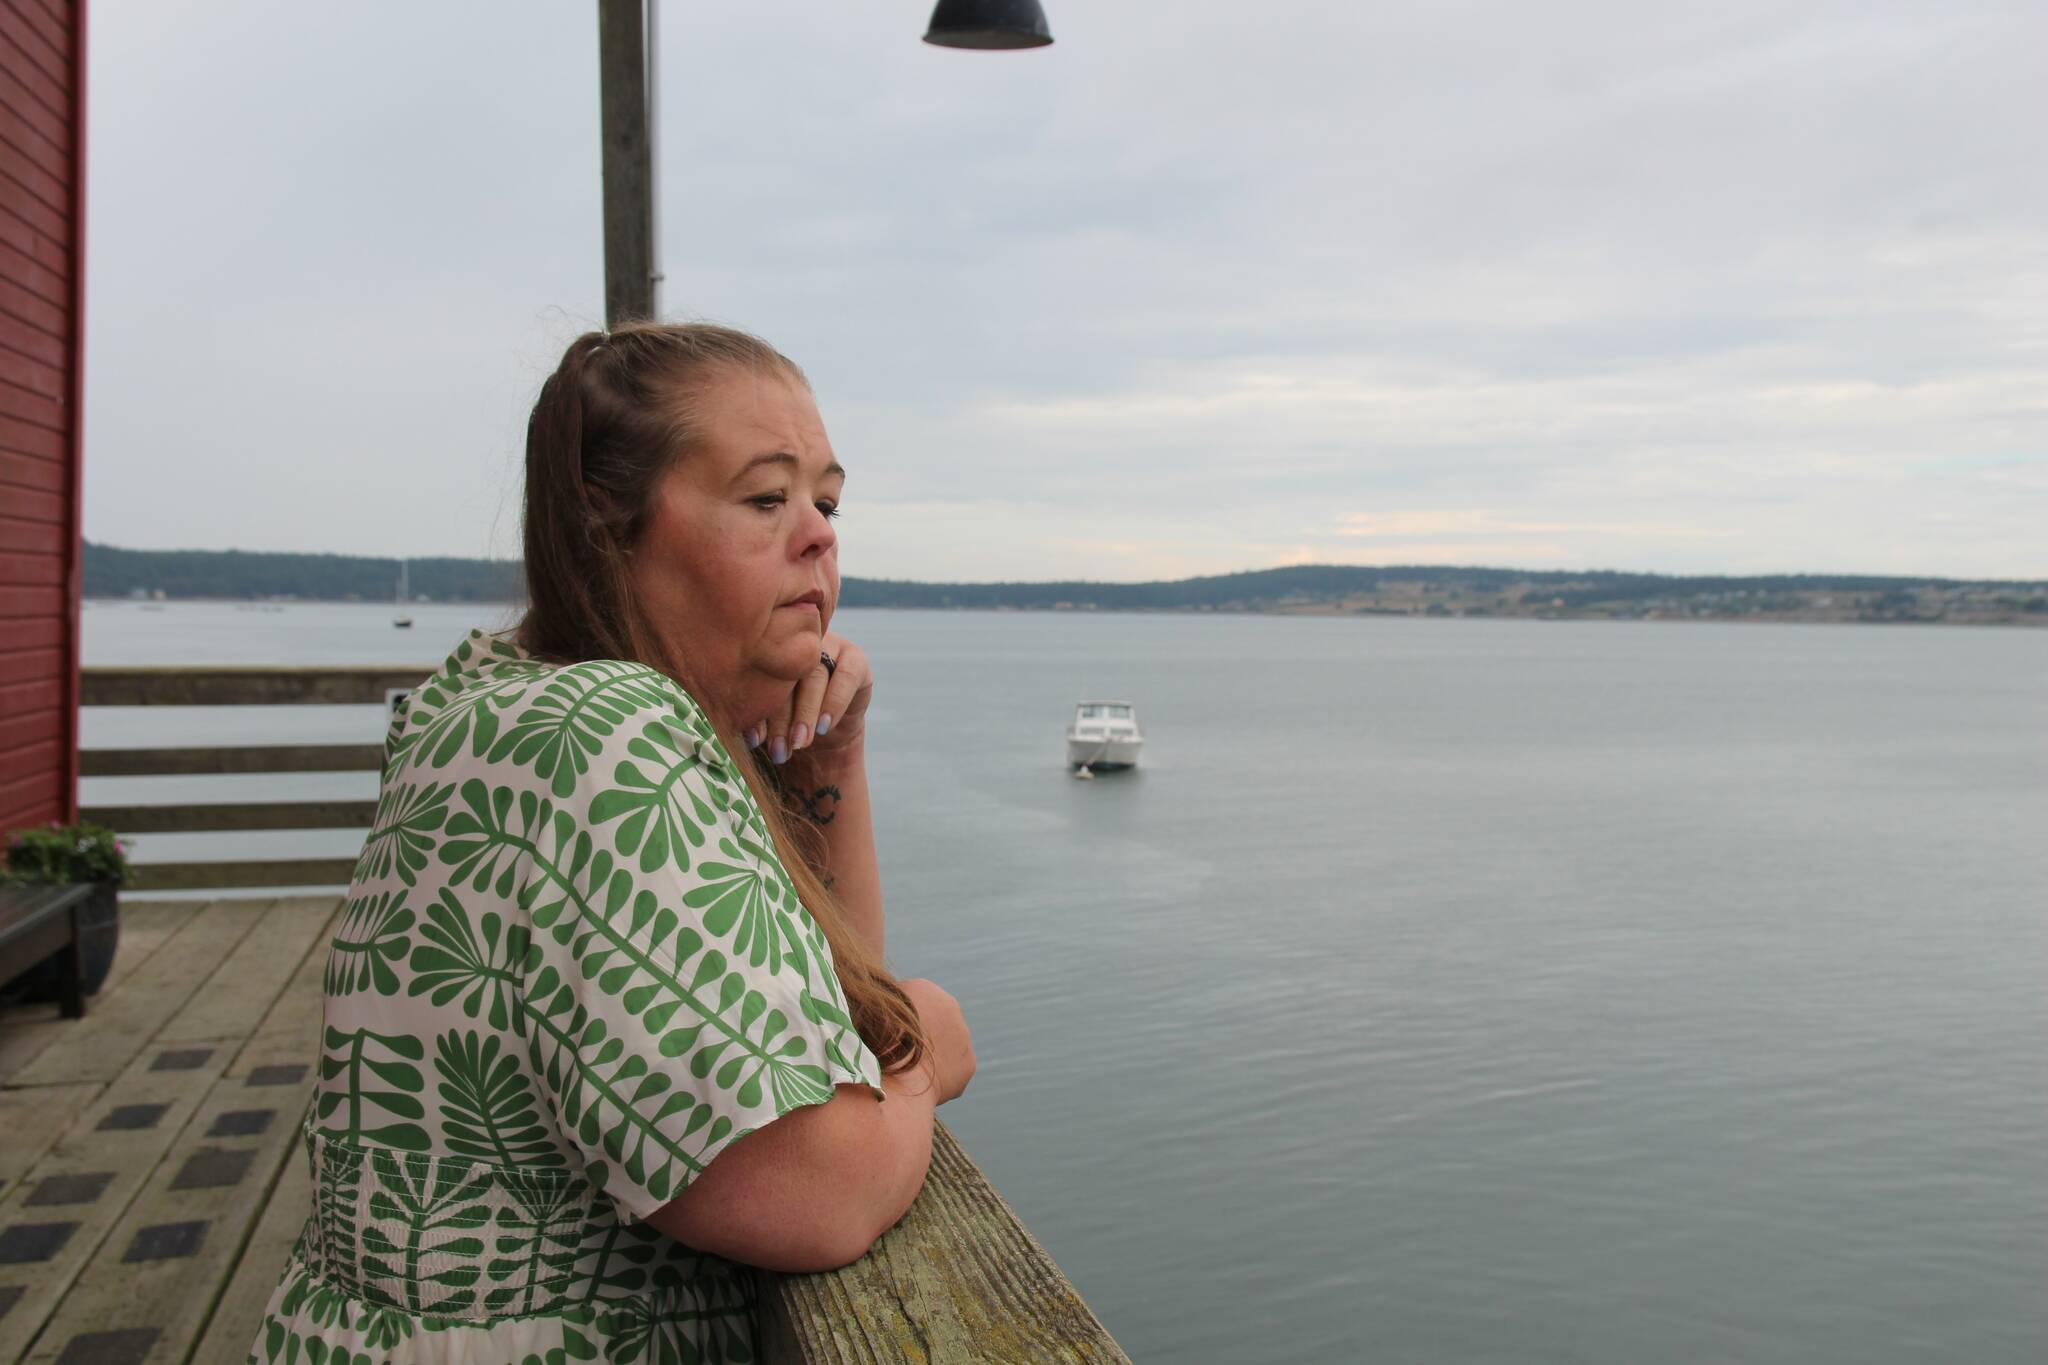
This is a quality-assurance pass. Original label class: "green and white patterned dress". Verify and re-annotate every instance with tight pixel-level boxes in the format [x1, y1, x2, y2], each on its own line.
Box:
[251, 628, 884, 1364]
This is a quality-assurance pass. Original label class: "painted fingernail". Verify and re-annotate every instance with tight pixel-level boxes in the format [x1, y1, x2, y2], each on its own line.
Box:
[744, 726, 761, 749]
[815, 713, 831, 737]
[791, 723, 811, 750]
[770, 736, 789, 764]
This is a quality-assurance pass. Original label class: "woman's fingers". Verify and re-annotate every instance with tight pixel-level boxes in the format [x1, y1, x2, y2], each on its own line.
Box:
[751, 635, 872, 764]
[813, 638, 872, 752]
[784, 663, 832, 759]
[757, 655, 833, 764]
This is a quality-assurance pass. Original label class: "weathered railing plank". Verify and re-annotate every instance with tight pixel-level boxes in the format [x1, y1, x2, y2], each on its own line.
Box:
[77, 667, 405, 892]
[79, 800, 380, 833]
[127, 859, 360, 893]
[757, 1122, 1130, 1365]
[80, 666, 424, 707]
[80, 743, 384, 777]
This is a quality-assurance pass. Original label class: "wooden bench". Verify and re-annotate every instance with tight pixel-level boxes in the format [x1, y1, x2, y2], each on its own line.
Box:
[0, 885, 94, 1019]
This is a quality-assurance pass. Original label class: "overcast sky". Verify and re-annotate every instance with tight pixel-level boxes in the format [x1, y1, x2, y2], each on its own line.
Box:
[81, 0, 2047, 582]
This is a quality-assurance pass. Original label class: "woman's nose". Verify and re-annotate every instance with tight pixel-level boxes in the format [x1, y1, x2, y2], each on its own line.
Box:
[796, 503, 837, 558]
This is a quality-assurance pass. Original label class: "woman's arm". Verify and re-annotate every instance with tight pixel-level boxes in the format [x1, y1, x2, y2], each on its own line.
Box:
[788, 737, 884, 960]
[646, 979, 972, 1271]
[762, 631, 885, 960]
[645, 1065, 938, 1272]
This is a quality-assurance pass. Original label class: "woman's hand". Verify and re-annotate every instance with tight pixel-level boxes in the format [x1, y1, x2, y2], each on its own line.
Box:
[747, 629, 873, 767]
[898, 978, 975, 1105]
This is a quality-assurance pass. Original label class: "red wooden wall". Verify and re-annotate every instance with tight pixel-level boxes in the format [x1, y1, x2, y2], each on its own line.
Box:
[0, 0, 84, 834]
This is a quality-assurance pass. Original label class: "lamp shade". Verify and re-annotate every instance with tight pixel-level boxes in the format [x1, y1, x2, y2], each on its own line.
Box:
[922, 0, 1053, 50]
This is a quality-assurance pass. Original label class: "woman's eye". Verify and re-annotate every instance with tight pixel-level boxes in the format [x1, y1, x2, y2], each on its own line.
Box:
[817, 502, 840, 520]
[748, 493, 786, 511]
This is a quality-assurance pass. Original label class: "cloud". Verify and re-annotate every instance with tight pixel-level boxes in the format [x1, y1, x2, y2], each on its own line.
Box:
[1330, 512, 1728, 542]
[81, 0, 2048, 580]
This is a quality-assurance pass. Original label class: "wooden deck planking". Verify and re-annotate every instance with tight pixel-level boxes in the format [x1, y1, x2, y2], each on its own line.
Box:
[9, 900, 270, 1088]
[0, 1043, 236, 1362]
[157, 897, 338, 1046]
[0, 895, 340, 1365]
[187, 1116, 310, 1365]
[181, 903, 340, 1360]
[221, 901, 334, 1078]
[0, 901, 187, 1084]
[0, 1083, 94, 1195]
[21, 954, 331, 1362]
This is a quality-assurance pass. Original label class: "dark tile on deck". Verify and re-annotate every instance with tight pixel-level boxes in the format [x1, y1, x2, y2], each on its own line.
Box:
[170, 1147, 255, 1190]
[245, 1063, 307, 1087]
[55, 1327, 161, 1365]
[0, 1220, 79, 1263]
[150, 1047, 214, 1072]
[0, 1283, 22, 1321]
[26, 1171, 116, 1206]
[97, 1103, 170, 1131]
[122, 1219, 208, 1262]
[208, 1108, 277, 1137]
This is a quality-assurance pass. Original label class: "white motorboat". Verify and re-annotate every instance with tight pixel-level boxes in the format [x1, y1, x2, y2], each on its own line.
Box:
[1066, 700, 1143, 772]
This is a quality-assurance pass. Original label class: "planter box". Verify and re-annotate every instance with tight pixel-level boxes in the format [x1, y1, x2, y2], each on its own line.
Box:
[0, 880, 120, 1003]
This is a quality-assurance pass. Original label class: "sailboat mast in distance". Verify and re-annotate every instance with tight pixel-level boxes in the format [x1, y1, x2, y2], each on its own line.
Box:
[394, 558, 414, 628]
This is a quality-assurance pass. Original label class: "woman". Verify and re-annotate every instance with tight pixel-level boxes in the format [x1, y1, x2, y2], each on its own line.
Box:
[252, 323, 976, 1363]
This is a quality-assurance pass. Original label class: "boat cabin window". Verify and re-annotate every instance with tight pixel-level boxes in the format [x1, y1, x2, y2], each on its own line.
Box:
[1107, 705, 1132, 718]
[1076, 704, 1133, 720]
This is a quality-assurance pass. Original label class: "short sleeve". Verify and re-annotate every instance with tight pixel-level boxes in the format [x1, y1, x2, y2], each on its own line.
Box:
[498, 661, 884, 1222]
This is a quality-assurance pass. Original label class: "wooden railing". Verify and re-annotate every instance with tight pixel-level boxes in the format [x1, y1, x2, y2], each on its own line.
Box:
[79, 665, 420, 893]
[759, 1123, 1130, 1363]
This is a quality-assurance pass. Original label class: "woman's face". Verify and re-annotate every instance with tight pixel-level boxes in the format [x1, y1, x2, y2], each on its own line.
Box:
[628, 366, 843, 731]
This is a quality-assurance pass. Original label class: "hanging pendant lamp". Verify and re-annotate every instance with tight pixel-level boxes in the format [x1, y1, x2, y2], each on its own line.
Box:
[922, 0, 1054, 50]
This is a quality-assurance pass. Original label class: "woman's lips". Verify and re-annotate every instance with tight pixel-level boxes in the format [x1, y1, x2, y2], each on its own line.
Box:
[780, 591, 824, 610]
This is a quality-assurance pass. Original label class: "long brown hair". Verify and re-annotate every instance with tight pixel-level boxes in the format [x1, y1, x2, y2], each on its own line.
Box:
[514, 320, 926, 1077]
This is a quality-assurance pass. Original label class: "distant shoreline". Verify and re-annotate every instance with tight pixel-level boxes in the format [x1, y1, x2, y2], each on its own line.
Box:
[81, 542, 2048, 627]
[84, 595, 2048, 629]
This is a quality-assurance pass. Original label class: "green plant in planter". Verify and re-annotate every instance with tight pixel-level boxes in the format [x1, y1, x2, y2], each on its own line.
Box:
[2, 820, 132, 1000]
[3, 821, 133, 888]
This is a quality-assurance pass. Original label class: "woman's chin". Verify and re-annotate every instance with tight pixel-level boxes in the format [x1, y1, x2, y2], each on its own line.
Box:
[749, 637, 824, 687]
[773, 615, 824, 653]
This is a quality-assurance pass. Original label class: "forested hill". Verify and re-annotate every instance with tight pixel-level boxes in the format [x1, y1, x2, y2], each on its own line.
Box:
[84, 543, 524, 603]
[81, 542, 2047, 625]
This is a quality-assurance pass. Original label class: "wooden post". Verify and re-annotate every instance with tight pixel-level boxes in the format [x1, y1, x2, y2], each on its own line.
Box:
[598, 0, 656, 326]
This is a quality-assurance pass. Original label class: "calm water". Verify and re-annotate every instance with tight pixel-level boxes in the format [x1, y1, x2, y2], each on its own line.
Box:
[83, 601, 2048, 1363]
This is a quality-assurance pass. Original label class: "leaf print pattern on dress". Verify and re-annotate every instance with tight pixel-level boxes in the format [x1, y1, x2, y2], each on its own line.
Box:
[354, 780, 455, 887]
[409, 888, 524, 1029]
[317, 1026, 430, 1152]
[384, 633, 548, 777]
[362, 1147, 493, 1315]
[325, 891, 414, 997]
[486, 660, 680, 799]
[587, 715, 731, 876]
[435, 1030, 564, 1170]
[686, 835, 805, 975]
[254, 630, 881, 1364]
[487, 1168, 588, 1315]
